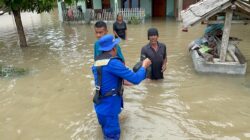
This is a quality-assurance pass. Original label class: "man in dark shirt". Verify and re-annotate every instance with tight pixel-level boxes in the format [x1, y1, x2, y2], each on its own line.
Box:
[140, 28, 167, 80]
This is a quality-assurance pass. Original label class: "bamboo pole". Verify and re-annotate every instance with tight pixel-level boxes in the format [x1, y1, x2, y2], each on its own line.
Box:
[219, 8, 233, 62]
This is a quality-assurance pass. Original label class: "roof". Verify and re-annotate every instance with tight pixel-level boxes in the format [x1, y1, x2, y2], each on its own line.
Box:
[181, 0, 250, 28]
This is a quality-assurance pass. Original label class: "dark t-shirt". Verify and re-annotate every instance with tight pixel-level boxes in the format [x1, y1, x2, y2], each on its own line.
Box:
[140, 42, 167, 80]
[113, 21, 127, 40]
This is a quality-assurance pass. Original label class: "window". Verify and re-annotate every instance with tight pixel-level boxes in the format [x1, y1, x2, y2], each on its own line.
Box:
[86, 0, 93, 9]
[121, 0, 140, 8]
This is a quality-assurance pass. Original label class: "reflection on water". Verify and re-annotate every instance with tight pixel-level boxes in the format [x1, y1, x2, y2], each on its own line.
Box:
[0, 10, 250, 140]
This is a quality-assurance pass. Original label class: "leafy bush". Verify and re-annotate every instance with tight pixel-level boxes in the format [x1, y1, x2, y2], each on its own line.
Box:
[0, 65, 28, 77]
[128, 16, 141, 25]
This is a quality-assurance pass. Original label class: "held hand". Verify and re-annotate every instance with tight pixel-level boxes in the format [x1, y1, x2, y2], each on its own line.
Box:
[124, 80, 133, 86]
[142, 58, 152, 68]
[161, 63, 167, 72]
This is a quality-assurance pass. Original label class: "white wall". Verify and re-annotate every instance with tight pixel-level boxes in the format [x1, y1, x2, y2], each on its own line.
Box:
[93, 0, 102, 9]
[167, 0, 174, 17]
[140, 0, 152, 17]
[77, 1, 86, 13]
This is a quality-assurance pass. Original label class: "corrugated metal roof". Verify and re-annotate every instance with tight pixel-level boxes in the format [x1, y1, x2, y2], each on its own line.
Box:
[181, 0, 250, 29]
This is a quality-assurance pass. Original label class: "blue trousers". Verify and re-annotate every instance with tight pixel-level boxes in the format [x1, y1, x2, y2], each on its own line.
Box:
[97, 113, 120, 140]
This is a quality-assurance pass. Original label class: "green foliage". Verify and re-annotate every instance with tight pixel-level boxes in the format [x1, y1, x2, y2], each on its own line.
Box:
[128, 16, 141, 25]
[0, 41, 3, 47]
[0, 0, 81, 48]
[1, 0, 54, 13]
[0, 64, 28, 77]
[0, 0, 79, 13]
[63, 0, 74, 6]
[0, 0, 4, 5]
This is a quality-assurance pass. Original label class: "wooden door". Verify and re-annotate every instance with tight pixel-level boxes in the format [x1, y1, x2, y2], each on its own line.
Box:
[152, 0, 166, 17]
[102, 0, 110, 9]
[183, 0, 197, 10]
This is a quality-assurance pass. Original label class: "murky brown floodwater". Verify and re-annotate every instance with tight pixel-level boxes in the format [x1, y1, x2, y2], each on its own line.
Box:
[0, 10, 250, 140]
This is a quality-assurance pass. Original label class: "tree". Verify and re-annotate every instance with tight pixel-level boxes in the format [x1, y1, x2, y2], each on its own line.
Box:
[0, 0, 76, 47]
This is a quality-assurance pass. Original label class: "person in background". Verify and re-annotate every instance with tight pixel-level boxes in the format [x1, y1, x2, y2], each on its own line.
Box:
[94, 21, 125, 62]
[140, 28, 167, 80]
[113, 13, 127, 40]
[92, 34, 151, 139]
[94, 21, 133, 88]
[67, 7, 74, 21]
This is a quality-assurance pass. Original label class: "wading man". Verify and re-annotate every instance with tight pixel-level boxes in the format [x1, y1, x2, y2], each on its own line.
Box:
[140, 28, 167, 80]
[94, 21, 125, 62]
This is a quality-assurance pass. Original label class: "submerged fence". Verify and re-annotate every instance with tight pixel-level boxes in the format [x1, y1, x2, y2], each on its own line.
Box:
[62, 8, 84, 22]
[114, 8, 145, 22]
[62, 8, 145, 23]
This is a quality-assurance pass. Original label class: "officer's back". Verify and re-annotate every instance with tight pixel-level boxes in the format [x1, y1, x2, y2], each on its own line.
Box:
[91, 34, 151, 139]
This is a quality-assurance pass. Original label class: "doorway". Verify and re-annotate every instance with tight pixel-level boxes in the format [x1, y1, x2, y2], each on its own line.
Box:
[152, 0, 166, 17]
[102, 0, 111, 9]
[86, 0, 93, 9]
[121, 0, 140, 8]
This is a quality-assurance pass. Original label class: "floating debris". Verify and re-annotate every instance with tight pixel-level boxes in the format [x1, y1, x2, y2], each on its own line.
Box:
[0, 64, 28, 77]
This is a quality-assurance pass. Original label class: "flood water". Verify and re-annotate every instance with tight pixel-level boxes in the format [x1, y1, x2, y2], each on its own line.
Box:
[0, 10, 250, 140]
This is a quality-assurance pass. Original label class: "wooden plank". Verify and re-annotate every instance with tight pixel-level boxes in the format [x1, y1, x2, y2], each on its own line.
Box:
[181, 1, 232, 28]
[235, 0, 250, 13]
[234, 11, 250, 19]
[235, 46, 246, 64]
[188, 0, 229, 17]
[220, 9, 233, 62]
[191, 2, 232, 27]
[212, 58, 240, 65]
[228, 44, 239, 62]
[207, 20, 250, 24]
[181, 0, 229, 22]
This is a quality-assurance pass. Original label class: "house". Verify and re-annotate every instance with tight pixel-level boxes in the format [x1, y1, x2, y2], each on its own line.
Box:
[57, 0, 201, 22]
[85, 0, 201, 18]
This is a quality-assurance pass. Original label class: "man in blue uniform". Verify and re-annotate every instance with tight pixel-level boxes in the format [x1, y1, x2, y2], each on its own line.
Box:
[92, 34, 151, 139]
[94, 21, 125, 62]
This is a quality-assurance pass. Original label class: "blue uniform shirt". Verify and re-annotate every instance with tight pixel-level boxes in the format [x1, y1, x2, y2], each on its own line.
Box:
[92, 57, 146, 115]
[94, 41, 125, 62]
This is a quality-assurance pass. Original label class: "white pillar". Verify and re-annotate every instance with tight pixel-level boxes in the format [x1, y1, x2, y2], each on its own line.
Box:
[115, 0, 118, 15]
[177, 0, 183, 21]
[57, 0, 63, 22]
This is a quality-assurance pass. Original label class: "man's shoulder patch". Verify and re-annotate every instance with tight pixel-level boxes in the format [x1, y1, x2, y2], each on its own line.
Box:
[94, 59, 111, 67]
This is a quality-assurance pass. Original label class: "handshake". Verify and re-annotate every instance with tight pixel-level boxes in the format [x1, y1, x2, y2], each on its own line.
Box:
[133, 55, 152, 77]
